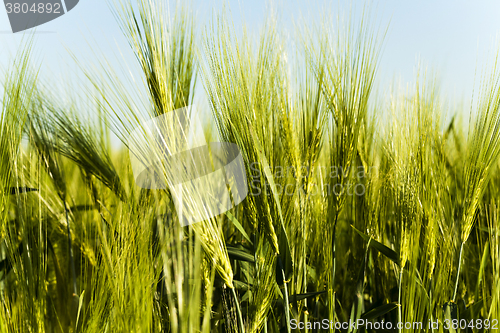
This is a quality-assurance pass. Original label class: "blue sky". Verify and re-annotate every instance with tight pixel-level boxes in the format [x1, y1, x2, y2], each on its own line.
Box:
[1, 0, 500, 116]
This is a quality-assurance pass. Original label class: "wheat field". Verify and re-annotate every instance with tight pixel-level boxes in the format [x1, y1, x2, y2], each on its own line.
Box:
[0, 1, 499, 332]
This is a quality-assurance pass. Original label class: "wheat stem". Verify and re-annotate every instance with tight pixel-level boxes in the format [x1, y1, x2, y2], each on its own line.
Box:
[453, 242, 465, 302]
[63, 200, 77, 297]
[398, 267, 403, 333]
[231, 286, 245, 333]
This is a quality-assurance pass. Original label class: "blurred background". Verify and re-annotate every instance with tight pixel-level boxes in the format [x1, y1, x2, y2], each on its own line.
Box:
[1, 0, 500, 118]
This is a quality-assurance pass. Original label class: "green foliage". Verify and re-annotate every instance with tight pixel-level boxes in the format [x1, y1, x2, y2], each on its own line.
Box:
[1, 2, 500, 333]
